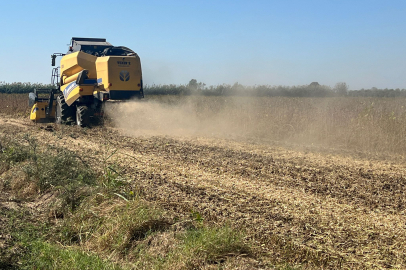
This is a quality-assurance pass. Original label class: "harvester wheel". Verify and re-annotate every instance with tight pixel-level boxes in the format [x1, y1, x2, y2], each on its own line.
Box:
[76, 105, 90, 127]
[56, 95, 75, 124]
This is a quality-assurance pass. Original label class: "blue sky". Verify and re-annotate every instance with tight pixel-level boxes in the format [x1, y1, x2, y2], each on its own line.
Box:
[1, 0, 405, 89]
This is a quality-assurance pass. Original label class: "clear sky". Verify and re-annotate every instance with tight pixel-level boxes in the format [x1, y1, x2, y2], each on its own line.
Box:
[0, 0, 405, 89]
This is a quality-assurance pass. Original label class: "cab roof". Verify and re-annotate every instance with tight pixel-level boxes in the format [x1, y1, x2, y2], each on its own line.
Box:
[71, 37, 112, 47]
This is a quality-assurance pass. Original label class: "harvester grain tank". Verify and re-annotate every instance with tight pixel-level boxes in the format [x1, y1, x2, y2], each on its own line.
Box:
[29, 37, 143, 126]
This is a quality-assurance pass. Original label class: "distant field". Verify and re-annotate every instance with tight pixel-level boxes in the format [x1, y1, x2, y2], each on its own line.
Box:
[108, 95, 406, 157]
[0, 93, 30, 116]
[3, 93, 406, 156]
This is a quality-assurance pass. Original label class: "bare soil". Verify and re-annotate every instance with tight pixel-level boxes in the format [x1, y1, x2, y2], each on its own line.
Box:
[1, 116, 405, 269]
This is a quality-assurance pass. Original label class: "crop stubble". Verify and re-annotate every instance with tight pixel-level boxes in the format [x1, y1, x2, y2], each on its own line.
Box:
[2, 95, 406, 269]
[104, 136, 406, 269]
[1, 116, 405, 269]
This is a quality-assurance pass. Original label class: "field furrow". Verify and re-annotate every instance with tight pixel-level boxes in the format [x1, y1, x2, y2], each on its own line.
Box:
[2, 117, 404, 269]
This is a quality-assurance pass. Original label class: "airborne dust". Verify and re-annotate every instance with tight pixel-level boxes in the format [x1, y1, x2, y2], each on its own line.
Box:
[105, 95, 406, 156]
[105, 96, 262, 139]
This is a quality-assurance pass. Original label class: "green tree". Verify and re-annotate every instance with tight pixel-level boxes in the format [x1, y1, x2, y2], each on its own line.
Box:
[334, 82, 348, 96]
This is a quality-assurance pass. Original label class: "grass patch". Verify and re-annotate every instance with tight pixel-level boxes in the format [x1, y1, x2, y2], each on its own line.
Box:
[2, 212, 121, 270]
[0, 134, 265, 269]
[3, 210, 118, 270]
[58, 196, 253, 269]
[171, 225, 249, 268]
[0, 134, 97, 214]
[58, 198, 167, 247]
[123, 224, 251, 269]
[21, 241, 123, 270]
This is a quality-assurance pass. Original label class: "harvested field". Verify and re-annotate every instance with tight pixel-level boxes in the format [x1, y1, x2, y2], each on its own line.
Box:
[108, 95, 406, 156]
[0, 93, 30, 116]
[1, 95, 406, 269]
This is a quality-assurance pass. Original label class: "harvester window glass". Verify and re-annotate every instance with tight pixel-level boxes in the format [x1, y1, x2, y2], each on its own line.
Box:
[77, 45, 135, 57]
[80, 45, 112, 56]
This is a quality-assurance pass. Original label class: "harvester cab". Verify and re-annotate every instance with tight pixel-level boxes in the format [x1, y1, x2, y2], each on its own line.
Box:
[29, 37, 143, 127]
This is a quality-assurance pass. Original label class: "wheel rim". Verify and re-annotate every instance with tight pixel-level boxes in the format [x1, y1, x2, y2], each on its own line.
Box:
[76, 108, 81, 126]
[56, 101, 62, 124]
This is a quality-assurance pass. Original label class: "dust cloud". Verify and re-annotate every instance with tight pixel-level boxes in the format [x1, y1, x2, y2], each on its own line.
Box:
[104, 96, 406, 156]
[104, 95, 342, 145]
[104, 96, 256, 139]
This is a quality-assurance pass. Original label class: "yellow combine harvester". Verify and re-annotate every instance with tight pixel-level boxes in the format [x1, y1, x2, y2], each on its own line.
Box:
[29, 37, 143, 126]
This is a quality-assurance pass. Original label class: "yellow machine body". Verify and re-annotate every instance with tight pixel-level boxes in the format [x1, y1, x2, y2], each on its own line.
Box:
[29, 37, 143, 127]
[96, 55, 142, 92]
[59, 50, 143, 105]
[29, 100, 56, 123]
[60, 83, 94, 106]
[60, 51, 97, 79]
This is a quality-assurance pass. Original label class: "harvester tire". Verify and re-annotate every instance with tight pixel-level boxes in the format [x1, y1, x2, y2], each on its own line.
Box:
[76, 105, 90, 127]
[56, 95, 75, 124]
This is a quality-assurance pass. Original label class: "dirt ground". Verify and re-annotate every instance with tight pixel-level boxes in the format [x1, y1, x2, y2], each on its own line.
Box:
[1, 115, 406, 269]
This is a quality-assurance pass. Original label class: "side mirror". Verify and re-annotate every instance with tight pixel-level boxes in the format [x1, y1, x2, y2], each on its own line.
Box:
[28, 92, 36, 107]
[51, 55, 56, 66]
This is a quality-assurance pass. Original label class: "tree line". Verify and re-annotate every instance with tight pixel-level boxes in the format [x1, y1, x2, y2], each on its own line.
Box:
[0, 82, 54, 94]
[145, 80, 406, 97]
[1, 80, 406, 97]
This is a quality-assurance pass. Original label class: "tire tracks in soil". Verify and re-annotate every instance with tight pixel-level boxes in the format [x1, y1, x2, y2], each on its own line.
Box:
[1, 119, 406, 269]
